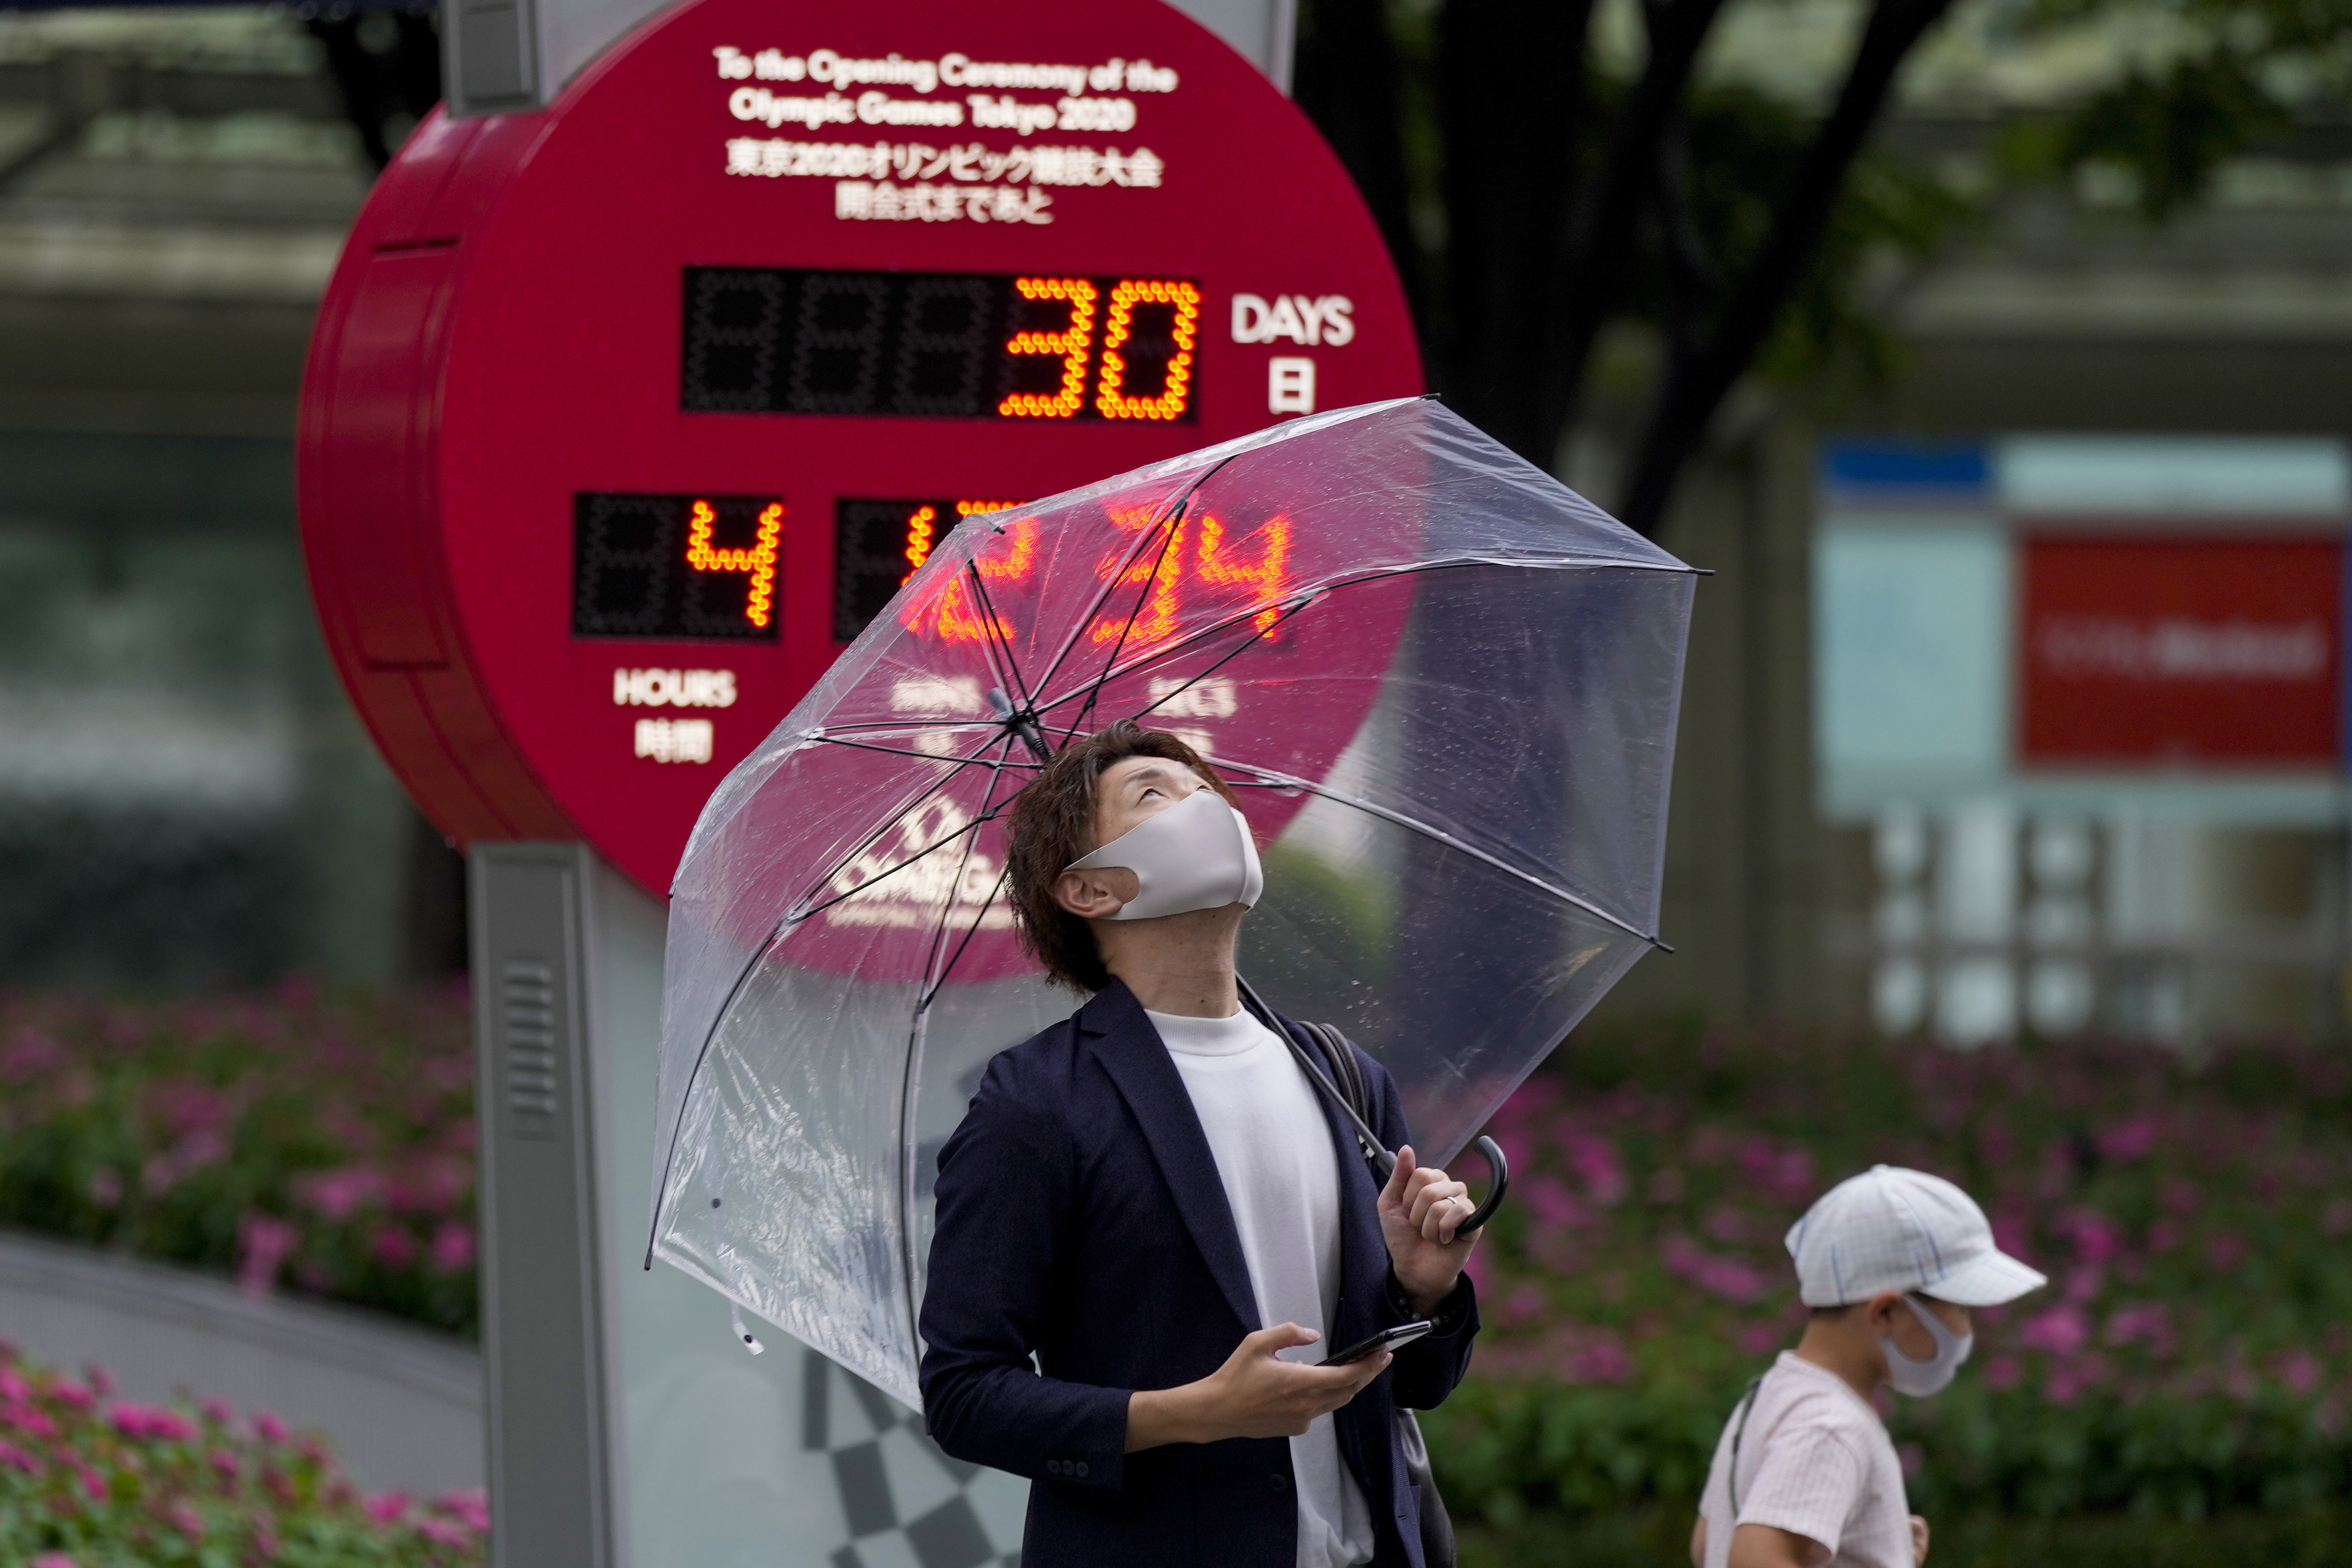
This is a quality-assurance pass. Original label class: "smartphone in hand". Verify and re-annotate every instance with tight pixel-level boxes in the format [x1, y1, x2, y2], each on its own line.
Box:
[1316, 1320, 1433, 1367]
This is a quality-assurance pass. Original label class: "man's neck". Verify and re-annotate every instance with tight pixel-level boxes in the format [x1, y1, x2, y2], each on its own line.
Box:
[1097, 906, 1245, 1017]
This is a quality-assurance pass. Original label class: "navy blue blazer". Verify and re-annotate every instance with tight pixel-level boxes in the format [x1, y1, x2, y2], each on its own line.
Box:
[919, 979, 1480, 1568]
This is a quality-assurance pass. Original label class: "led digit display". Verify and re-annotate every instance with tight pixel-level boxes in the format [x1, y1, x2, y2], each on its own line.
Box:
[682, 268, 1201, 422]
[575, 492, 785, 640]
[999, 277, 1097, 419]
[1096, 278, 1199, 420]
[833, 497, 1021, 640]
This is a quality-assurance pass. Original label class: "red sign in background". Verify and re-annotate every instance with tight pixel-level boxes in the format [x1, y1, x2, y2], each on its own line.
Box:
[2020, 535, 2344, 766]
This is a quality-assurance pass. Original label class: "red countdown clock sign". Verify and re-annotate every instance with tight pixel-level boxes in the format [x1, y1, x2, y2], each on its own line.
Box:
[298, 0, 1422, 896]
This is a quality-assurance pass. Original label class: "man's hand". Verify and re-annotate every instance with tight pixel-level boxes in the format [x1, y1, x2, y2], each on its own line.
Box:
[1379, 1145, 1480, 1316]
[1910, 1514, 1930, 1566]
[1124, 1323, 1388, 1452]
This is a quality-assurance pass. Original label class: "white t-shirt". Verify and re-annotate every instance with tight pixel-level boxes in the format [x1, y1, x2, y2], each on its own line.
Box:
[1147, 1006, 1376, 1568]
[1698, 1353, 1914, 1568]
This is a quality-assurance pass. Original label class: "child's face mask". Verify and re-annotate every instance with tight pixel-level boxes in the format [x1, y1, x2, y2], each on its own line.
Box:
[1881, 1294, 1972, 1396]
[1067, 784, 1264, 920]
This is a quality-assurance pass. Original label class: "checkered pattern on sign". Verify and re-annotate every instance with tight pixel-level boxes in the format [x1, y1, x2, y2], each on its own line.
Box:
[802, 1349, 1027, 1568]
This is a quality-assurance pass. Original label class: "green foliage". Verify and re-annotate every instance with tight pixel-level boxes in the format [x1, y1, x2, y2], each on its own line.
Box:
[1750, 135, 1979, 386]
[2012, 0, 2352, 216]
[0, 1346, 483, 1567]
[1258, 841, 1394, 981]
[1427, 1020, 2352, 1543]
[1664, 85, 1980, 391]
[0, 986, 478, 1336]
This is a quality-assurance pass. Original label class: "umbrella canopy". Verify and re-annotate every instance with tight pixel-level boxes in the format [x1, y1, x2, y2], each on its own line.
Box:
[647, 397, 1698, 1408]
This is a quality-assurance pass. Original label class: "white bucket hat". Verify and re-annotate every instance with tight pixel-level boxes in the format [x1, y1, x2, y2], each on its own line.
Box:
[1785, 1164, 2047, 1308]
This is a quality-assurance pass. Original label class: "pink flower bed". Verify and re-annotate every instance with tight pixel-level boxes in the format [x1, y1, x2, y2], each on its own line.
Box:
[0, 982, 479, 1336]
[1465, 1025, 2352, 1414]
[0, 1343, 483, 1565]
[1427, 1024, 2352, 1524]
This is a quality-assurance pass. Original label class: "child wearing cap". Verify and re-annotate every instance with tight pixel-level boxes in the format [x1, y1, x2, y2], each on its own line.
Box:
[1690, 1165, 2045, 1568]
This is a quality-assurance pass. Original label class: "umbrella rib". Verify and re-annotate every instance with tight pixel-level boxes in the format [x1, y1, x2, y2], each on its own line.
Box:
[957, 560, 1021, 707]
[641, 911, 792, 1270]
[792, 807, 1008, 925]
[896, 730, 1018, 1370]
[790, 732, 1034, 918]
[918, 862, 1014, 1015]
[810, 734, 1044, 770]
[963, 561, 1034, 707]
[1111, 598, 1312, 725]
[1027, 456, 1238, 720]
[1210, 755, 1662, 948]
[1027, 590, 1318, 721]
[810, 719, 1004, 736]
[1026, 514, 1174, 714]
[1027, 552, 1702, 724]
[1062, 509, 1188, 746]
[914, 731, 1018, 1000]
[642, 745, 1016, 1275]
[1310, 553, 1705, 588]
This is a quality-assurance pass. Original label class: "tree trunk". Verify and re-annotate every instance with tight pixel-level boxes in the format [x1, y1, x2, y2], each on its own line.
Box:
[1615, 0, 1957, 535]
[1436, 0, 1594, 456]
[1536, 0, 1730, 453]
[1294, 0, 1431, 345]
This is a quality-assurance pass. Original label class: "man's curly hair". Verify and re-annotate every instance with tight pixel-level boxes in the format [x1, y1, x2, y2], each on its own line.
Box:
[1005, 720, 1237, 991]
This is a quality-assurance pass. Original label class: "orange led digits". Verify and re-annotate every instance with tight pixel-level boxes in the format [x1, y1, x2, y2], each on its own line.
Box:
[901, 505, 937, 583]
[1089, 518, 1186, 647]
[1194, 511, 1295, 634]
[686, 499, 784, 628]
[976, 514, 1040, 583]
[1081, 506, 1298, 648]
[998, 278, 1097, 419]
[1095, 280, 1201, 421]
[898, 514, 1041, 644]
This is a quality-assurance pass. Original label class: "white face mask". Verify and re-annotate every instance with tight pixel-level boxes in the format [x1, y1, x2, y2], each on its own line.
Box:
[1881, 1294, 1972, 1397]
[1065, 785, 1264, 921]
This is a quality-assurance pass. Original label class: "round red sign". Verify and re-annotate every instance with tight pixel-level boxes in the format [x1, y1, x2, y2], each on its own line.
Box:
[299, 0, 1422, 895]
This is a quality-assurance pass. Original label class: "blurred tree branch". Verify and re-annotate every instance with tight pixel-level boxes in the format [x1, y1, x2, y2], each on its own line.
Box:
[1619, 0, 1959, 530]
[1295, 0, 2349, 537]
[306, 9, 442, 174]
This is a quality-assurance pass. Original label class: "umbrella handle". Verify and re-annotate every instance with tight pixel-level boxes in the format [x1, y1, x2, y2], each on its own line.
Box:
[1450, 1134, 1509, 1235]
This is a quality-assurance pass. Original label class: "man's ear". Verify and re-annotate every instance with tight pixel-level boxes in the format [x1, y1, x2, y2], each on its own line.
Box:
[1862, 1291, 1906, 1335]
[1053, 866, 1140, 920]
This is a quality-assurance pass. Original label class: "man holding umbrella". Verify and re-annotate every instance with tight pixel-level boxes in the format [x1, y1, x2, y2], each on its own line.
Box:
[920, 719, 1483, 1568]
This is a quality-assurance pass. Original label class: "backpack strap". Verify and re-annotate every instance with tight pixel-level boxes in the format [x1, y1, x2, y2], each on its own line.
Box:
[1236, 977, 1510, 1238]
[1300, 1019, 1384, 1178]
[1725, 1373, 1767, 1516]
[1234, 976, 1397, 1183]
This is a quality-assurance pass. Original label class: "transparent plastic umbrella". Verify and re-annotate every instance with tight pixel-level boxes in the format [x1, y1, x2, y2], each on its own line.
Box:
[646, 396, 1698, 1408]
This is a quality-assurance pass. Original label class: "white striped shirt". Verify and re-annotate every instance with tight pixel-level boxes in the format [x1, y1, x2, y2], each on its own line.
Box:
[1698, 1352, 1914, 1568]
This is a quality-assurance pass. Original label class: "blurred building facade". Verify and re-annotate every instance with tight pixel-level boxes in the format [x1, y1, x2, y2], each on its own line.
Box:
[1607, 141, 2352, 1042]
[0, 9, 453, 988]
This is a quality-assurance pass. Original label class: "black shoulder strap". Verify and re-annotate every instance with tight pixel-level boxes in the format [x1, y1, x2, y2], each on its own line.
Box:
[1234, 979, 1395, 1182]
[1726, 1372, 1767, 1515]
[1301, 1020, 1382, 1176]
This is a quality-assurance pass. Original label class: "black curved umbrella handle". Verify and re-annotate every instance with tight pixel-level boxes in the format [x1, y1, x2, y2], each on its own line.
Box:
[1451, 1134, 1509, 1235]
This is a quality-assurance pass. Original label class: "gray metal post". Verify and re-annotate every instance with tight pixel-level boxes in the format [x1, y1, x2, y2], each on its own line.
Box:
[443, 0, 540, 118]
[469, 843, 627, 1568]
